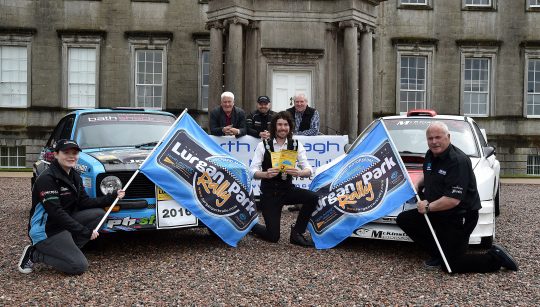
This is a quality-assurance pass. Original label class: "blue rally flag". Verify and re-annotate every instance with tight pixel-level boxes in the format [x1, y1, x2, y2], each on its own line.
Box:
[308, 120, 416, 249]
[139, 113, 258, 247]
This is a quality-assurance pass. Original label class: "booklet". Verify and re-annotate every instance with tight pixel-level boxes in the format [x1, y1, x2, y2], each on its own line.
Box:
[270, 150, 297, 172]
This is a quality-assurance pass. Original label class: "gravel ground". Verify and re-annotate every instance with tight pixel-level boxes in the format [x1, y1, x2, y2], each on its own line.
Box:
[1, 177, 538, 306]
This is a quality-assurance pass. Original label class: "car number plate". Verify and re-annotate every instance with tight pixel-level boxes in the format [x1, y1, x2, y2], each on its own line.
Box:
[155, 187, 198, 229]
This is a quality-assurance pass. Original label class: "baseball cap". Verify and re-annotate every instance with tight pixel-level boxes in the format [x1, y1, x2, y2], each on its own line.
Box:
[54, 139, 82, 152]
[257, 96, 271, 104]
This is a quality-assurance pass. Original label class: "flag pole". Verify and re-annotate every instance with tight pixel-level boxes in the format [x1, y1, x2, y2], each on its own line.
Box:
[94, 109, 189, 232]
[379, 120, 452, 273]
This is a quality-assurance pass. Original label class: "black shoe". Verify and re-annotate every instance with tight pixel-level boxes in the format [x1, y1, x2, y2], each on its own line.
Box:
[289, 226, 314, 247]
[250, 223, 266, 237]
[288, 204, 301, 212]
[489, 244, 518, 271]
[423, 257, 442, 270]
[18, 245, 35, 274]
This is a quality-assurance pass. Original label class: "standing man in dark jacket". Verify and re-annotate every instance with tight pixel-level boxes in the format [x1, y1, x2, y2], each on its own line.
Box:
[396, 122, 518, 273]
[286, 93, 320, 136]
[246, 95, 276, 139]
[209, 91, 247, 137]
[18, 139, 125, 275]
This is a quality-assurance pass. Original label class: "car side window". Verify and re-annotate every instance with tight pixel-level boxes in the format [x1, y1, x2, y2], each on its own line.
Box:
[60, 116, 75, 140]
[46, 115, 75, 148]
[472, 122, 488, 147]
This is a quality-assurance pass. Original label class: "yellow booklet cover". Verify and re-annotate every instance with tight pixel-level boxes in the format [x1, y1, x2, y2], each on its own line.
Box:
[271, 150, 297, 171]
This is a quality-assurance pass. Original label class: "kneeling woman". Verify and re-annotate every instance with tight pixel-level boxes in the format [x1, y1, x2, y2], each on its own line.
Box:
[18, 139, 125, 275]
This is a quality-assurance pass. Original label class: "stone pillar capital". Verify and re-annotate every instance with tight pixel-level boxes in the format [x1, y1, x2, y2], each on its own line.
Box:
[224, 17, 250, 28]
[361, 24, 376, 34]
[205, 20, 224, 30]
[338, 20, 361, 30]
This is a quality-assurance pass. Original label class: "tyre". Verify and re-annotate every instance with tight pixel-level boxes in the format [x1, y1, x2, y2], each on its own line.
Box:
[479, 236, 493, 249]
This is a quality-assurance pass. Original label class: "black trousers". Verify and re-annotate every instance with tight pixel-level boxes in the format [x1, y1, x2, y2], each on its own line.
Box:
[396, 209, 501, 273]
[255, 186, 318, 243]
[33, 208, 104, 275]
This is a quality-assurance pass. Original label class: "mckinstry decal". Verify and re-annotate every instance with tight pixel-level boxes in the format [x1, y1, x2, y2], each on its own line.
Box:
[156, 130, 256, 231]
[310, 141, 406, 234]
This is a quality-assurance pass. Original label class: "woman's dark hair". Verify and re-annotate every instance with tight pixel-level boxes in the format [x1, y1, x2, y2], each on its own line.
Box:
[269, 111, 294, 140]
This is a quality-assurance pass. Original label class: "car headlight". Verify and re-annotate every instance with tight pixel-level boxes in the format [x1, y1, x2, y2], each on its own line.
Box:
[100, 176, 123, 195]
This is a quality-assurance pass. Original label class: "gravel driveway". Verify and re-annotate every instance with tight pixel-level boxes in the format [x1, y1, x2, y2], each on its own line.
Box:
[1, 177, 538, 306]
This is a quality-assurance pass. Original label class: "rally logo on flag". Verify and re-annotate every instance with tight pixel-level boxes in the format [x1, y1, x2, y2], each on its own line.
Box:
[308, 120, 415, 249]
[139, 112, 258, 247]
[156, 130, 255, 230]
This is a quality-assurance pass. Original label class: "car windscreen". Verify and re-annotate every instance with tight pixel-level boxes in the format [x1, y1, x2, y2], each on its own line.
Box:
[75, 113, 176, 149]
[383, 118, 480, 157]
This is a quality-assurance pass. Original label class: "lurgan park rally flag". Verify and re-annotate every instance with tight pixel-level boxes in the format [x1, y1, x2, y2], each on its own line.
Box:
[308, 120, 416, 249]
[140, 113, 258, 247]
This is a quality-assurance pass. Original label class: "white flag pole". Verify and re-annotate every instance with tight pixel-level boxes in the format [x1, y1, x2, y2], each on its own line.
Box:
[94, 109, 189, 232]
[380, 120, 452, 273]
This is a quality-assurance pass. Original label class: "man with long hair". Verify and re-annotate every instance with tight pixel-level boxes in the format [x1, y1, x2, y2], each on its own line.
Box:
[249, 111, 318, 247]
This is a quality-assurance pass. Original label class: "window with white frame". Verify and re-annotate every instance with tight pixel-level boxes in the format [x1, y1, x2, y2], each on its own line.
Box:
[396, 45, 434, 114]
[525, 51, 540, 117]
[528, 0, 540, 10]
[0, 146, 26, 168]
[462, 0, 496, 10]
[398, 0, 432, 9]
[129, 36, 169, 109]
[68, 48, 96, 108]
[200, 49, 210, 110]
[464, 0, 491, 6]
[61, 34, 101, 109]
[400, 0, 427, 4]
[460, 46, 497, 117]
[0, 45, 29, 108]
[527, 155, 540, 175]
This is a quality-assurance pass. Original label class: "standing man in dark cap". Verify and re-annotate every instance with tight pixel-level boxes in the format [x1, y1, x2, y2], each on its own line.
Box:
[246, 95, 276, 140]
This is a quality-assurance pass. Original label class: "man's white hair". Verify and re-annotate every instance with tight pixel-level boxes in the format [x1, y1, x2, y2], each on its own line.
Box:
[427, 121, 450, 135]
[221, 91, 235, 101]
[294, 93, 308, 102]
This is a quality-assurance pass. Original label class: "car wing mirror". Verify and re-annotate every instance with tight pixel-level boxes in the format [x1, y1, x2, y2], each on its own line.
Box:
[483, 146, 496, 158]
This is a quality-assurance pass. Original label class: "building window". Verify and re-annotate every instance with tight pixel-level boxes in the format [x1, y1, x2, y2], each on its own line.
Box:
[61, 33, 102, 109]
[525, 50, 540, 117]
[0, 45, 29, 108]
[462, 0, 496, 10]
[395, 44, 434, 114]
[399, 56, 427, 112]
[459, 45, 498, 117]
[398, 0, 432, 9]
[135, 50, 164, 108]
[200, 50, 210, 110]
[128, 35, 170, 109]
[528, 0, 540, 11]
[0, 146, 26, 168]
[527, 155, 540, 175]
[463, 58, 490, 116]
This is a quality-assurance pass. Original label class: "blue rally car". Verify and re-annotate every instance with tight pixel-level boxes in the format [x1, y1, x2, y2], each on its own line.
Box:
[33, 108, 201, 233]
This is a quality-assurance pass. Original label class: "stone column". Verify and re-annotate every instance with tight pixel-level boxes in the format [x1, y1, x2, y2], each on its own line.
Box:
[340, 21, 360, 140]
[359, 26, 374, 132]
[207, 21, 223, 108]
[225, 17, 249, 108]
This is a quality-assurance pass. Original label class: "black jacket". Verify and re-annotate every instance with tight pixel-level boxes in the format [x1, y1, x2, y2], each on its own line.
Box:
[286, 106, 316, 133]
[209, 106, 247, 137]
[28, 159, 116, 245]
[246, 110, 276, 138]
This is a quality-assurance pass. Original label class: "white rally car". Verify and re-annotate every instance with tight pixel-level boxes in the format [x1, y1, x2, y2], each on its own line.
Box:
[319, 110, 500, 247]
